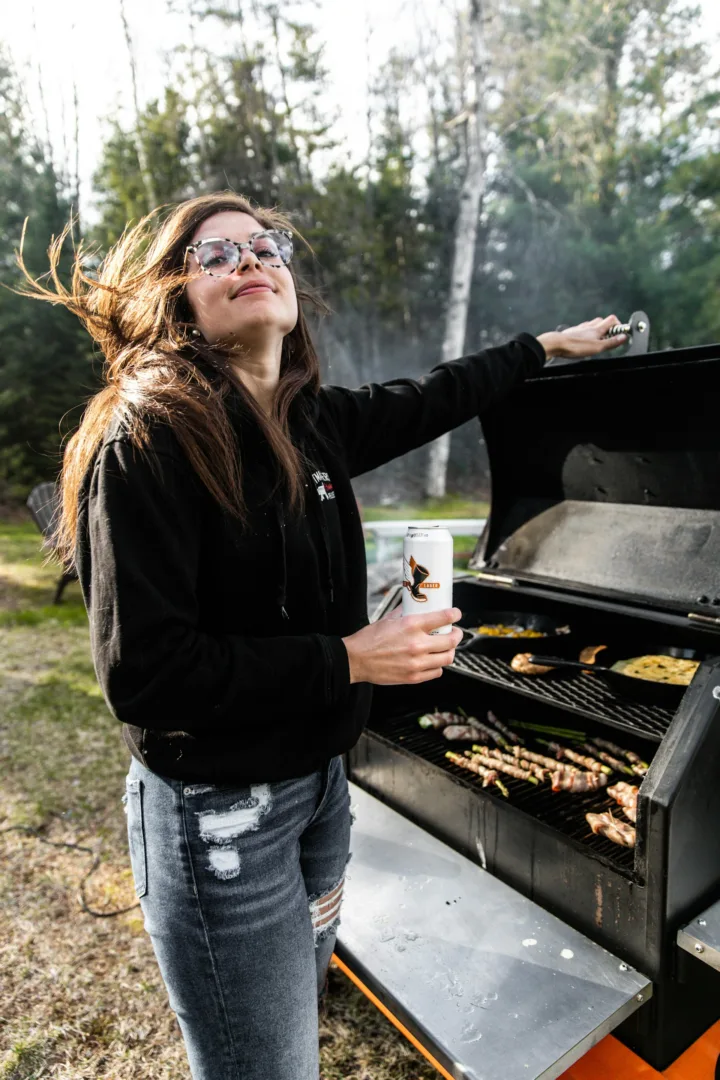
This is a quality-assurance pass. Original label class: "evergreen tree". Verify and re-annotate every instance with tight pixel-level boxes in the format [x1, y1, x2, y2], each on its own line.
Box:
[0, 50, 97, 501]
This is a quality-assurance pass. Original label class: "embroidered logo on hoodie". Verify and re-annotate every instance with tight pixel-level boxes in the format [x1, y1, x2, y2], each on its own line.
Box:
[312, 470, 335, 501]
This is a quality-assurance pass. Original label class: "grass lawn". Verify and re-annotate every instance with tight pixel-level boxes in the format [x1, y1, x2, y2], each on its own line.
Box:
[0, 519, 438, 1079]
[361, 495, 489, 521]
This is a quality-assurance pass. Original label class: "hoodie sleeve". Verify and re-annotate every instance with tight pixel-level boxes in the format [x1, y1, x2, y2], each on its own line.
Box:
[318, 334, 545, 477]
[76, 437, 350, 733]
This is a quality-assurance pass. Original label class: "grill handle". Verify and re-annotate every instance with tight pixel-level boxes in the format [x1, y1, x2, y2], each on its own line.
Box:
[554, 310, 650, 357]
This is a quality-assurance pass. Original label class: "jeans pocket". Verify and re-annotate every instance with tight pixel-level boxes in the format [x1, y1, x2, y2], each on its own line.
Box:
[308, 756, 341, 827]
[124, 778, 148, 898]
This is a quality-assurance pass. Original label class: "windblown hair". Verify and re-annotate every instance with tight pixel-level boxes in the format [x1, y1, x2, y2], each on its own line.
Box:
[17, 192, 327, 569]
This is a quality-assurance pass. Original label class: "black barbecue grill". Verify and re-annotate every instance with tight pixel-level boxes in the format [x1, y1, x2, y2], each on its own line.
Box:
[345, 339, 720, 1072]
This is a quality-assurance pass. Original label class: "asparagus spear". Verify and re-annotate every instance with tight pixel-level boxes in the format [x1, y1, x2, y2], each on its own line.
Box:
[591, 736, 649, 770]
[466, 750, 539, 785]
[511, 720, 587, 740]
[486, 710, 525, 745]
[510, 746, 579, 774]
[577, 743, 634, 776]
[538, 739, 612, 775]
[445, 751, 509, 796]
[457, 706, 508, 747]
[476, 745, 548, 781]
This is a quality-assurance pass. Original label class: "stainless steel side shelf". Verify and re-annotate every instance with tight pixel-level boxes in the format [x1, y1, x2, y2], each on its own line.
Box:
[337, 783, 651, 1080]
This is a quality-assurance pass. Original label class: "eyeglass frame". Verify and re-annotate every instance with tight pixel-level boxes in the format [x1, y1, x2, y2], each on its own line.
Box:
[185, 230, 294, 276]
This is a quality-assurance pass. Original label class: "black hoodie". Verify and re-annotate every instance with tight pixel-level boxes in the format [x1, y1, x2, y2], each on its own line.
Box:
[75, 334, 545, 783]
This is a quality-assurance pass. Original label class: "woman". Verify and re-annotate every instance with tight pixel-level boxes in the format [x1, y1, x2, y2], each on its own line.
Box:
[22, 192, 625, 1080]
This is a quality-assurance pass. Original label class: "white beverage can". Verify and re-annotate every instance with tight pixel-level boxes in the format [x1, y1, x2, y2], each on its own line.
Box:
[402, 526, 454, 633]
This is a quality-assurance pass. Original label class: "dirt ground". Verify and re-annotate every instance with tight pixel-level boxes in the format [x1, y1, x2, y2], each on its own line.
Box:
[0, 521, 437, 1080]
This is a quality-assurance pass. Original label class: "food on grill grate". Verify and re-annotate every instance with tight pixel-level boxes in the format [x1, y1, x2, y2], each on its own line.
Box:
[552, 771, 608, 793]
[510, 653, 556, 675]
[604, 786, 639, 812]
[591, 738, 651, 773]
[577, 743, 634, 776]
[610, 655, 699, 686]
[512, 720, 587, 740]
[474, 624, 547, 638]
[443, 724, 486, 741]
[445, 751, 509, 796]
[539, 740, 611, 775]
[512, 746, 580, 774]
[586, 811, 636, 848]
[487, 710, 524, 744]
[418, 710, 463, 730]
[476, 745, 548, 781]
[418, 710, 508, 746]
[467, 750, 539, 784]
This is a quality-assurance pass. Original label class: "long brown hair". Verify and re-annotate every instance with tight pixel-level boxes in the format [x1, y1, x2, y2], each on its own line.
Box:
[17, 193, 327, 569]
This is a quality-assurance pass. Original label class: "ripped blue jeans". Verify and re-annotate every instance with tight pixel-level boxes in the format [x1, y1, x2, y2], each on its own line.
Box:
[123, 753, 351, 1080]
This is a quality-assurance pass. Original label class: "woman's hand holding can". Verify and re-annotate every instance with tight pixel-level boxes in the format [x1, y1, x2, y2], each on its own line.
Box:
[342, 607, 463, 685]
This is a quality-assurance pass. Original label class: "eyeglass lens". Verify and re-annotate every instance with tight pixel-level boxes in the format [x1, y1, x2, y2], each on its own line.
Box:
[194, 232, 292, 276]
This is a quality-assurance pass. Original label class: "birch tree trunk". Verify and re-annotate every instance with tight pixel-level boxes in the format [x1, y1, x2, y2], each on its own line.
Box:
[119, 0, 157, 211]
[425, 0, 489, 499]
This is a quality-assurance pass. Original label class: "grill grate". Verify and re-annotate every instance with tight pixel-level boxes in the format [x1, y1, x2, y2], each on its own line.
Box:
[451, 651, 674, 743]
[374, 710, 639, 876]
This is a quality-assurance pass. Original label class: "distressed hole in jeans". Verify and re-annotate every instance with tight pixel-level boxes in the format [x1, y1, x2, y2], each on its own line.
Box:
[208, 848, 241, 880]
[196, 783, 272, 845]
[309, 875, 345, 945]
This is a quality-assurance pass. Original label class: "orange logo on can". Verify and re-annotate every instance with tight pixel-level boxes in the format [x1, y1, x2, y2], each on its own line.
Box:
[402, 554, 439, 602]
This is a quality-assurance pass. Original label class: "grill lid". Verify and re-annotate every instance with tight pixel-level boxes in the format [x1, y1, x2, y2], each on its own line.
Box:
[469, 343, 720, 616]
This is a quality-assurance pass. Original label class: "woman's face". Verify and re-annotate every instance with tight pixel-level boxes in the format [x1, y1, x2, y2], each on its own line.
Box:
[184, 211, 298, 352]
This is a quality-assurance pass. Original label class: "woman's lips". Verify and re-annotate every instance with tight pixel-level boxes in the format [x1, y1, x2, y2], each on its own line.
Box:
[232, 285, 273, 298]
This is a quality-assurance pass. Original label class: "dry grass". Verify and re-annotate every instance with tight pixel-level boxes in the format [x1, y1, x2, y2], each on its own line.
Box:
[0, 523, 437, 1079]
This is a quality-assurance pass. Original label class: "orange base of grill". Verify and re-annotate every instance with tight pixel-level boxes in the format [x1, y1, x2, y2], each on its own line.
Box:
[559, 1022, 720, 1080]
[332, 954, 720, 1080]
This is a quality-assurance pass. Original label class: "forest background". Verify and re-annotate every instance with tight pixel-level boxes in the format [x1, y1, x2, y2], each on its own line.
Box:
[1, 0, 720, 510]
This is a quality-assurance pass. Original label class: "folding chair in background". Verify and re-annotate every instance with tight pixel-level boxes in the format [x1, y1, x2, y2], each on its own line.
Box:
[26, 481, 78, 604]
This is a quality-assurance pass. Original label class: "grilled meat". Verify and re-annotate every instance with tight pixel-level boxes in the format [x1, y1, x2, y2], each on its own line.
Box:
[467, 751, 538, 784]
[418, 710, 463, 730]
[607, 781, 639, 806]
[469, 719, 509, 747]
[579, 744, 634, 775]
[552, 771, 608, 793]
[512, 747, 579, 774]
[474, 745, 548, 781]
[510, 653, 555, 675]
[586, 811, 636, 848]
[486, 710, 524, 745]
[543, 741, 611, 775]
[445, 752, 509, 796]
[591, 737, 649, 771]
[443, 724, 484, 741]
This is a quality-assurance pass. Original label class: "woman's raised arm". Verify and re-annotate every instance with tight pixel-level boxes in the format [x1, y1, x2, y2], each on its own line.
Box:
[319, 317, 625, 477]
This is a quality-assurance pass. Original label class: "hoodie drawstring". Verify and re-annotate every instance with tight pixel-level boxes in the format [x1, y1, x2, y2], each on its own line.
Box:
[316, 507, 335, 605]
[275, 502, 289, 620]
[273, 476, 335, 621]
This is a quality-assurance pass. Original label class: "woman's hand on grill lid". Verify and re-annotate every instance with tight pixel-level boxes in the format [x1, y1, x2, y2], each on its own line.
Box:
[342, 608, 463, 685]
[537, 315, 627, 359]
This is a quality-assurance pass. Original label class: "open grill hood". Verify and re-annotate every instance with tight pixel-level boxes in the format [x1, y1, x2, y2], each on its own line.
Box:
[470, 343, 720, 619]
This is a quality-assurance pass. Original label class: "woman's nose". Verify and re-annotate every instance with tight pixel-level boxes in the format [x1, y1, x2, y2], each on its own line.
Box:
[236, 246, 261, 273]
